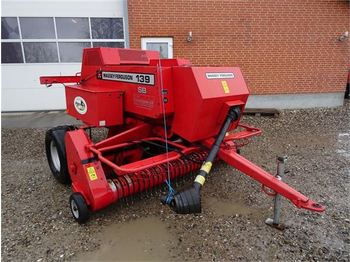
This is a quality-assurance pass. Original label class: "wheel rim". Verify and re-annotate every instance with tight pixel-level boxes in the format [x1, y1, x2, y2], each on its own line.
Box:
[71, 199, 79, 218]
[50, 140, 61, 171]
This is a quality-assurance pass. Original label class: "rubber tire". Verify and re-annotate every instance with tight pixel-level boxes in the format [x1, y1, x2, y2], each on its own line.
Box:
[45, 126, 73, 184]
[70, 193, 90, 224]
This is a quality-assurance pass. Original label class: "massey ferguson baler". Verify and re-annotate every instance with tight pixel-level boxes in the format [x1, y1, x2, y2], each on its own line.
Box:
[40, 48, 324, 223]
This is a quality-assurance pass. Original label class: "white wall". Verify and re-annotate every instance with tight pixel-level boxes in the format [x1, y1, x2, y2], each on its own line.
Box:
[1, 0, 128, 111]
[246, 93, 344, 109]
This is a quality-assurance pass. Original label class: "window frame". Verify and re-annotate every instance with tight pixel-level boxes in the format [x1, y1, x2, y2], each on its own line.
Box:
[141, 37, 173, 59]
[1, 16, 126, 64]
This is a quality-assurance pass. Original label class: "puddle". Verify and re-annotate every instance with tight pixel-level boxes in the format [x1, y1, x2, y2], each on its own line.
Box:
[76, 217, 174, 262]
[336, 149, 350, 158]
[204, 197, 259, 216]
[337, 131, 350, 176]
[337, 131, 350, 159]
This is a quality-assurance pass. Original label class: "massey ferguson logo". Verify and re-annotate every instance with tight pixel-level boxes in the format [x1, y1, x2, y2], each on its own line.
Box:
[97, 70, 155, 85]
[74, 96, 87, 115]
[206, 72, 235, 79]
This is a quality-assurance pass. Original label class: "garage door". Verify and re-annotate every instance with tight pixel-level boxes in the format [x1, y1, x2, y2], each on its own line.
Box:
[1, 0, 129, 111]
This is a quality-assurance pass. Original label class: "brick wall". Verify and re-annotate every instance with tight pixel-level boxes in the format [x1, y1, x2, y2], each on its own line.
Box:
[128, 0, 349, 95]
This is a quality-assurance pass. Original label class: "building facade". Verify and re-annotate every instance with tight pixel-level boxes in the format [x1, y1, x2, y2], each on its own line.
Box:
[1, 0, 349, 111]
[1, 0, 128, 111]
[128, 0, 349, 108]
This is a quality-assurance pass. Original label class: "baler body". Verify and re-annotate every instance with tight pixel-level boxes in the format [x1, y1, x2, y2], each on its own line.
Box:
[40, 48, 324, 223]
[63, 48, 249, 142]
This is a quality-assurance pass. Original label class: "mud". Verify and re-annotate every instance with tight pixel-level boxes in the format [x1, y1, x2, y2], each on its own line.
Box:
[76, 217, 174, 261]
[204, 196, 262, 217]
[1, 101, 349, 261]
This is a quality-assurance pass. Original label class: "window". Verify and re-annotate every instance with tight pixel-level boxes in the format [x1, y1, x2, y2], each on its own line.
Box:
[1, 42, 23, 63]
[146, 43, 169, 58]
[2, 17, 20, 39]
[91, 18, 124, 39]
[59, 42, 91, 62]
[20, 17, 55, 39]
[23, 42, 58, 63]
[93, 42, 124, 48]
[56, 18, 90, 39]
[1, 16, 125, 64]
[141, 37, 173, 58]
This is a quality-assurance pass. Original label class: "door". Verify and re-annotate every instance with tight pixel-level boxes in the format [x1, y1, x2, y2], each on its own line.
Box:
[141, 37, 173, 58]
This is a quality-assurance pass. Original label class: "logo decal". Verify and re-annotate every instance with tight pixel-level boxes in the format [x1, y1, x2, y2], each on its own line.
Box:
[98, 71, 155, 86]
[74, 96, 87, 115]
[206, 72, 235, 79]
[137, 86, 147, 94]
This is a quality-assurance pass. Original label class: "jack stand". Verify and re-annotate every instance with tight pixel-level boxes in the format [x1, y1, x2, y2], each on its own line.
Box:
[265, 156, 288, 230]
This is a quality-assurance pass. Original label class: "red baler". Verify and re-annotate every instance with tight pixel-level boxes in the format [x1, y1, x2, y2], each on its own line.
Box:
[40, 48, 324, 223]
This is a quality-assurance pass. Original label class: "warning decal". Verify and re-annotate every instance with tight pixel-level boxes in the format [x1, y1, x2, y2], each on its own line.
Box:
[194, 175, 206, 186]
[200, 162, 213, 174]
[221, 80, 230, 94]
[87, 166, 98, 181]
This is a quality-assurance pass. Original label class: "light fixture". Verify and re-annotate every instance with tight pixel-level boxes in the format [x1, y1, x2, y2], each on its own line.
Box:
[186, 31, 193, 42]
[338, 31, 349, 42]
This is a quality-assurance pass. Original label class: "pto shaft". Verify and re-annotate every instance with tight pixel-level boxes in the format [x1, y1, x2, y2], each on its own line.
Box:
[169, 106, 241, 214]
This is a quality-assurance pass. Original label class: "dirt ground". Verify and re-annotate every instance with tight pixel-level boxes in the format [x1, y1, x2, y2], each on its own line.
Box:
[2, 101, 349, 261]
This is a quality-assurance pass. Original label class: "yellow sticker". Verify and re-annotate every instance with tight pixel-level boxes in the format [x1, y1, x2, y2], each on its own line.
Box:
[87, 166, 98, 181]
[195, 175, 206, 186]
[221, 80, 230, 94]
[200, 162, 213, 174]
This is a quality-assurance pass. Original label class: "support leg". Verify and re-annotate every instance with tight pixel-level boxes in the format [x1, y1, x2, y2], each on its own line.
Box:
[265, 156, 287, 230]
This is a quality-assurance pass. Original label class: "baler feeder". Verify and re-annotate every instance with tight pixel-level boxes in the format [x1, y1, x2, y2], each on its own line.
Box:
[40, 48, 324, 223]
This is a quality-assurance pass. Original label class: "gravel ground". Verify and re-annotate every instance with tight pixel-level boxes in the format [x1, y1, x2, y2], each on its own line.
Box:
[2, 101, 349, 261]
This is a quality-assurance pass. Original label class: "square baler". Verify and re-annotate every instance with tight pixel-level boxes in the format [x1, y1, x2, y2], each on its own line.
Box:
[40, 48, 324, 223]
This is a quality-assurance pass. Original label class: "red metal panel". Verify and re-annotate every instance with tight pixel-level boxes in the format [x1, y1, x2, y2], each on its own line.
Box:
[65, 129, 118, 211]
[65, 85, 123, 127]
[80, 65, 175, 119]
[171, 67, 249, 142]
[149, 58, 191, 66]
[81, 47, 160, 80]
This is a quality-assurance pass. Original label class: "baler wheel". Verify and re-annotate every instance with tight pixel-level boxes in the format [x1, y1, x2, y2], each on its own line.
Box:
[45, 126, 74, 184]
[69, 193, 89, 224]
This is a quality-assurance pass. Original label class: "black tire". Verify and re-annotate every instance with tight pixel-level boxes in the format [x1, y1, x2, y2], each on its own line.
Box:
[69, 193, 90, 224]
[45, 126, 74, 184]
